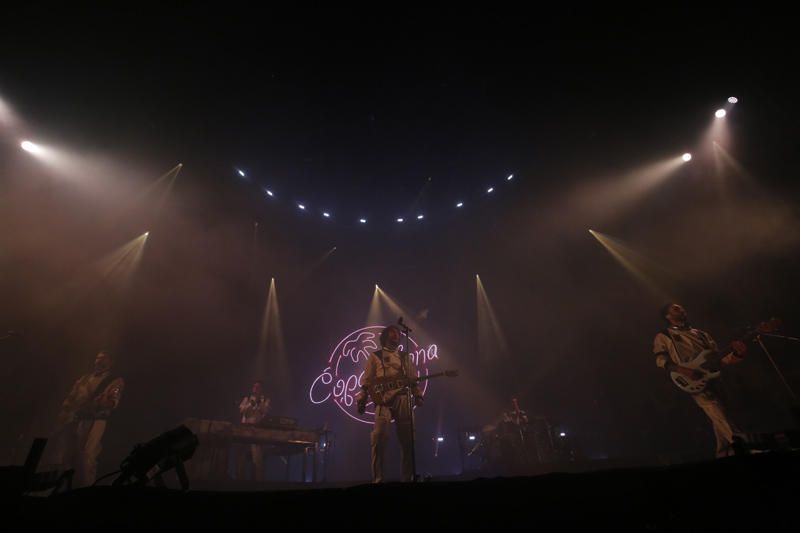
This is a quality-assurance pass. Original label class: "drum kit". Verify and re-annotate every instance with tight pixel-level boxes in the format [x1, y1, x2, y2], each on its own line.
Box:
[478, 415, 557, 473]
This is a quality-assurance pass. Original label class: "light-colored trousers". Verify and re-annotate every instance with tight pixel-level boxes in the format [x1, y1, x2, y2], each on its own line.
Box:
[693, 392, 737, 458]
[371, 394, 415, 482]
[58, 419, 107, 486]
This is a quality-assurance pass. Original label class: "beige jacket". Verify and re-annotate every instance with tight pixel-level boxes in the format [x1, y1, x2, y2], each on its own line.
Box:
[358, 349, 421, 404]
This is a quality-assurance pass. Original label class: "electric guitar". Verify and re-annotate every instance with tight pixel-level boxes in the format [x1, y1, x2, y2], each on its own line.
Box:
[56, 380, 123, 431]
[669, 318, 781, 393]
[365, 370, 459, 406]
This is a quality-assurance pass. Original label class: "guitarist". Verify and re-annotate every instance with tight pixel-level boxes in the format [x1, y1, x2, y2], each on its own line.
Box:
[654, 303, 747, 457]
[355, 324, 424, 483]
[56, 351, 124, 486]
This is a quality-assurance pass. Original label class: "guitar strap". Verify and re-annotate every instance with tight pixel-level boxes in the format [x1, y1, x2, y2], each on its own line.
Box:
[661, 328, 679, 365]
[663, 327, 711, 361]
[91, 373, 120, 403]
[374, 349, 410, 377]
[373, 350, 386, 414]
[372, 349, 411, 412]
[78, 373, 120, 420]
[703, 332, 713, 349]
[374, 349, 386, 374]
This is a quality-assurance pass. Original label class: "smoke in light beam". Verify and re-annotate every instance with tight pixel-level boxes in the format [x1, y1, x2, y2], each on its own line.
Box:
[476, 275, 509, 361]
[256, 278, 290, 397]
[95, 232, 150, 288]
[588, 230, 673, 302]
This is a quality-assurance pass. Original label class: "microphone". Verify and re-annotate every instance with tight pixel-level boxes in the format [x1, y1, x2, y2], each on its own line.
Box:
[397, 316, 412, 333]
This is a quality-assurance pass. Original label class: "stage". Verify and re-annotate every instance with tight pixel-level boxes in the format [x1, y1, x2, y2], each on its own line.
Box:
[8, 450, 799, 530]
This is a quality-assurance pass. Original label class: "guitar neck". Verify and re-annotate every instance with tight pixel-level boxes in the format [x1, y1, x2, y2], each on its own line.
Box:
[416, 372, 447, 382]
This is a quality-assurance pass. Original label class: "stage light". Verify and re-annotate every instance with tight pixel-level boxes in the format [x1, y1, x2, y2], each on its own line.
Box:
[298, 204, 306, 210]
[468, 435, 476, 441]
[112, 425, 198, 490]
[487, 187, 494, 193]
[359, 218, 367, 224]
[682, 153, 692, 162]
[559, 432, 566, 437]
[715, 109, 726, 118]
[397, 218, 404, 223]
[265, 189, 274, 197]
[728, 96, 738, 103]
[0, 96, 19, 128]
[96, 233, 151, 288]
[4, 438, 73, 495]
[456, 202, 464, 208]
[238, 169, 246, 177]
[436, 437, 445, 442]
[507, 174, 514, 181]
[366, 284, 382, 326]
[323, 212, 330, 218]
[417, 214, 424, 220]
[21, 140, 43, 154]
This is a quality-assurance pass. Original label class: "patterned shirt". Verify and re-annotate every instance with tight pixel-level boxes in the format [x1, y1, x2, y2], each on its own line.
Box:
[61, 370, 124, 422]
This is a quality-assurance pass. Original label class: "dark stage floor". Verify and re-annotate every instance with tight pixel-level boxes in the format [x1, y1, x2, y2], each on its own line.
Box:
[5, 450, 799, 530]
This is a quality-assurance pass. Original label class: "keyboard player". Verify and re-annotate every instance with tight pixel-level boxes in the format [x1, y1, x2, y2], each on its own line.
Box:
[237, 380, 270, 480]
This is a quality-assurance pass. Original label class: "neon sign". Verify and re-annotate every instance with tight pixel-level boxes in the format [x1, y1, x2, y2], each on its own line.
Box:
[309, 326, 439, 424]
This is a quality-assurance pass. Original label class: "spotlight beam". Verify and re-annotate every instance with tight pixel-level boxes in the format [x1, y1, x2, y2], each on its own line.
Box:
[364, 284, 384, 327]
[476, 275, 509, 361]
[588, 230, 673, 301]
[569, 156, 685, 224]
[375, 286, 431, 342]
[90, 232, 152, 290]
[257, 278, 290, 399]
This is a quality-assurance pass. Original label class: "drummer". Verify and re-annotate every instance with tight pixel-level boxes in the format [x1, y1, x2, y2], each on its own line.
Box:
[502, 398, 529, 426]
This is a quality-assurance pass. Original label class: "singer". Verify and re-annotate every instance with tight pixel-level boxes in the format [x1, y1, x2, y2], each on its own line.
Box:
[237, 380, 271, 480]
[355, 323, 424, 482]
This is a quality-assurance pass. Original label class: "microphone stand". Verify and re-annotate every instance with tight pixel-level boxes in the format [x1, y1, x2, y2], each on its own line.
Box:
[398, 318, 419, 482]
[756, 332, 799, 402]
[751, 330, 800, 430]
[761, 332, 800, 343]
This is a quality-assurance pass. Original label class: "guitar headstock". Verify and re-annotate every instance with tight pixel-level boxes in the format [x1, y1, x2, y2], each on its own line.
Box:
[444, 369, 459, 377]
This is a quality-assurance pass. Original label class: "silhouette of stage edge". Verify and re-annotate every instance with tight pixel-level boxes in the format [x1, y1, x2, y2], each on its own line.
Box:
[4, 450, 799, 529]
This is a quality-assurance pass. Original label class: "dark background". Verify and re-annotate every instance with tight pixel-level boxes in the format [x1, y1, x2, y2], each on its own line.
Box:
[1, 6, 798, 481]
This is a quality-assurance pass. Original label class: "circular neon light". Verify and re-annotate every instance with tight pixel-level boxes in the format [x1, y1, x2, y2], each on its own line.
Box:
[309, 326, 439, 424]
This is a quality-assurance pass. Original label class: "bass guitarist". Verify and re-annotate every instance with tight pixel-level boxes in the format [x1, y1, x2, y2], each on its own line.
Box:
[654, 303, 747, 457]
